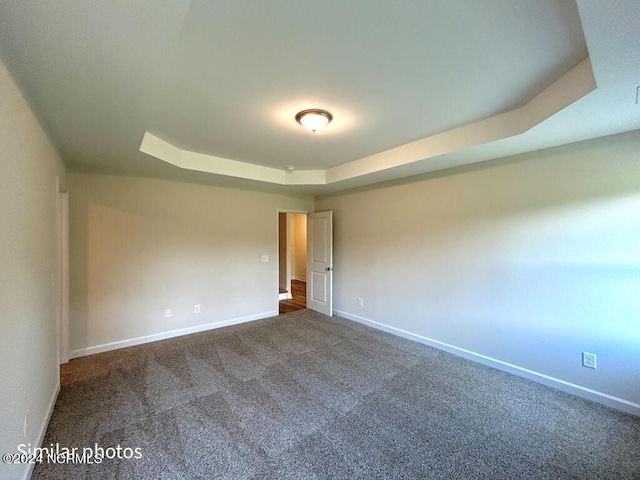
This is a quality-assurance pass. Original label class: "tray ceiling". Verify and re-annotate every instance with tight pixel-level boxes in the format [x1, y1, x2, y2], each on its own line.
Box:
[0, 1, 638, 194]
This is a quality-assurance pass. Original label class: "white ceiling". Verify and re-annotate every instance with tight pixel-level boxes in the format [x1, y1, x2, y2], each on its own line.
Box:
[0, 1, 638, 195]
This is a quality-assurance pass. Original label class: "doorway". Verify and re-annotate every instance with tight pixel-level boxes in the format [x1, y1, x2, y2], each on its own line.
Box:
[278, 212, 308, 314]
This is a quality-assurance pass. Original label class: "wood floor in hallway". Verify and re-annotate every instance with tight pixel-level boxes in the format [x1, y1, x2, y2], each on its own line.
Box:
[279, 279, 306, 314]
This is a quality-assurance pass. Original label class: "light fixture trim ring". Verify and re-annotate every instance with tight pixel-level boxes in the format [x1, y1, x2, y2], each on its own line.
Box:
[295, 108, 333, 132]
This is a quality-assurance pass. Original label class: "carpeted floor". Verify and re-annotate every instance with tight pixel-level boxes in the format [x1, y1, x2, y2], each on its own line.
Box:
[35, 310, 640, 479]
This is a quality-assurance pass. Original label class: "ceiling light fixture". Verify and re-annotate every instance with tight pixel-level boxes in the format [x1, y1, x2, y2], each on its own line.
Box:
[295, 109, 333, 133]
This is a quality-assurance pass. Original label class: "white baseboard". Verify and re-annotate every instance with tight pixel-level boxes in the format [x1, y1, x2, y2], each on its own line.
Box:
[22, 380, 59, 480]
[293, 276, 306, 282]
[279, 292, 292, 300]
[69, 311, 278, 359]
[335, 309, 640, 417]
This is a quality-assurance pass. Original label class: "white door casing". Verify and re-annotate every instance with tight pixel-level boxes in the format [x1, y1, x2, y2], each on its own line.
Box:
[57, 179, 70, 364]
[307, 211, 333, 316]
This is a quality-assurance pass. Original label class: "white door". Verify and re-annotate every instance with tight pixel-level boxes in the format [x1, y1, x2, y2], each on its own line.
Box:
[307, 211, 333, 316]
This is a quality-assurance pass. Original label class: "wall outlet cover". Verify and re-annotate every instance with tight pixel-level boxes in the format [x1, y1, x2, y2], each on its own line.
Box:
[582, 352, 597, 369]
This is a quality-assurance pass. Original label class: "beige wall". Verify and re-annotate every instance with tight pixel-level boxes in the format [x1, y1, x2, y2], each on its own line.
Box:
[68, 173, 313, 354]
[290, 213, 307, 281]
[0, 58, 65, 480]
[316, 130, 640, 413]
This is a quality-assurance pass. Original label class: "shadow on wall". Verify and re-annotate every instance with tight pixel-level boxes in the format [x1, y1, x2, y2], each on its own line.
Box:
[68, 173, 313, 353]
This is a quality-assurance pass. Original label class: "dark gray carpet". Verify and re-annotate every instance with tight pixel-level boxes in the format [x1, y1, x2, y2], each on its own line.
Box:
[35, 310, 640, 479]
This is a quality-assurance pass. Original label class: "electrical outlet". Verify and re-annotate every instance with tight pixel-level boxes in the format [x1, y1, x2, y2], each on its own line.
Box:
[582, 352, 597, 369]
[261, 255, 269, 263]
[24, 410, 29, 438]
[165, 309, 171, 318]
[357, 298, 363, 307]
[194, 304, 201, 314]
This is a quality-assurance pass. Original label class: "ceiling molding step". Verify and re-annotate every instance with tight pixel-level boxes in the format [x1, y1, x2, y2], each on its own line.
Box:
[140, 132, 326, 185]
[327, 58, 596, 184]
[140, 59, 595, 187]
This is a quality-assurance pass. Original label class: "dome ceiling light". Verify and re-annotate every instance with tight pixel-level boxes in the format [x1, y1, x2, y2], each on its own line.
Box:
[295, 109, 333, 133]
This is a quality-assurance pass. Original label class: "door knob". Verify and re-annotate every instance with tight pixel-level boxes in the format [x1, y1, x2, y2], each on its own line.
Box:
[325, 267, 333, 271]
